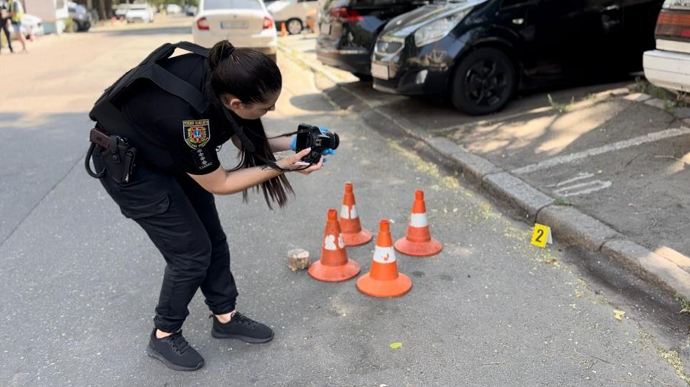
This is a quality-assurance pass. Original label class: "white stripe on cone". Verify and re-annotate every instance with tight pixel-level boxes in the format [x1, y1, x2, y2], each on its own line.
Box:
[373, 246, 396, 264]
[341, 204, 358, 219]
[410, 213, 428, 228]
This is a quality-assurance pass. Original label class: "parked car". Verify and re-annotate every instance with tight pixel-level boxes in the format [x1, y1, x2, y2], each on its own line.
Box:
[166, 3, 182, 13]
[67, 1, 92, 31]
[316, 0, 427, 79]
[267, 0, 318, 35]
[185, 5, 198, 15]
[372, 0, 663, 115]
[192, 0, 277, 61]
[644, 0, 690, 94]
[126, 3, 154, 23]
[114, 4, 130, 19]
[16, 14, 44, 38]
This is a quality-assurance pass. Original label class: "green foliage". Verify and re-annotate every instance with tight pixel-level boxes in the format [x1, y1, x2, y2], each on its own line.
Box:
[554, 197, 573, 206]
[63, 17, 75, 33]
[631, 77, 689, 110]
[547, 94, 574, 114]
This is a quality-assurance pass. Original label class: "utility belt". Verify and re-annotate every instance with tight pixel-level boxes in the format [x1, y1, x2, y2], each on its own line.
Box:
[85, 127, 137, 184]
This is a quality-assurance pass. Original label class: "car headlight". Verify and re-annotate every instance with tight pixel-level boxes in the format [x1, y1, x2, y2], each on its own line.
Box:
[375, 37, 405, 55]
[414, 9, 470, 47]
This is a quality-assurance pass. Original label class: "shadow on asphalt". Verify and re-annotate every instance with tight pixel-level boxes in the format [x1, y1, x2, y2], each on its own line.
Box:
[289, 94, 336, 112]
[91, 25, 191, 37]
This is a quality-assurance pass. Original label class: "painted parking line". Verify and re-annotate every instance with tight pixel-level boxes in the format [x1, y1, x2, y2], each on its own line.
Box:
[512, 126, 690, 175]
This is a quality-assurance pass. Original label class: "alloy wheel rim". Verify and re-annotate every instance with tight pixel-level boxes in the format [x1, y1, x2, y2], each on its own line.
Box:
[464, 59, 508, 108]
[288, 20, 301, 35]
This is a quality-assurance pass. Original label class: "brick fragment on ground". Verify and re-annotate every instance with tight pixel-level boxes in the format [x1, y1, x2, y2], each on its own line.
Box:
[288, 249, 310, 271]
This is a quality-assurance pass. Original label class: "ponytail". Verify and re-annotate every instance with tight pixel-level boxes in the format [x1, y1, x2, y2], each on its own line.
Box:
[208, 41, 292, 209]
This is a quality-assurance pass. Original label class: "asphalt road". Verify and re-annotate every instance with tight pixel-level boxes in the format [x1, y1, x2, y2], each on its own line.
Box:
[0, 18, 688, 387]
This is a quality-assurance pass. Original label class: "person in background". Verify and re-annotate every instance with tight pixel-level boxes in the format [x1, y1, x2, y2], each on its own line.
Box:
[0, 0, 13, 54]
[8, 0, 26, 53]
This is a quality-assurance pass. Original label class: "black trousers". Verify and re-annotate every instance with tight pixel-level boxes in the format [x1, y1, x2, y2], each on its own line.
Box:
[0, 19, 12, 53]
[94, 155, 238, 332]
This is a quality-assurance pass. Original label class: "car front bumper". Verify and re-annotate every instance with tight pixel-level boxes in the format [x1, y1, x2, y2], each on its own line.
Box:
[316, 39, 370, 75]
[644, 49, 690, 94]
[371, 60, 450, 96]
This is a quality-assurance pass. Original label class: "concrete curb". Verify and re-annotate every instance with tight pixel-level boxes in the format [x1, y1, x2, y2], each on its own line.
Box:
[279, 42, 690, 303]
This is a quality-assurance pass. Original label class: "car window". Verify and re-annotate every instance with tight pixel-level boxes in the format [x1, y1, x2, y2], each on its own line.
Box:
[204, 0, 263, 10]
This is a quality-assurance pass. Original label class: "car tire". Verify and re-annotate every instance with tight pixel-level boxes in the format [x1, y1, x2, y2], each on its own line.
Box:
[450, 47, 516, 116]
[72, 21, 79, 32]
[286, 18, 302, 35]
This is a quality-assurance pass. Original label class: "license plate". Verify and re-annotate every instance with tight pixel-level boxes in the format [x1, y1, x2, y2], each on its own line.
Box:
[320, 23, 331, 35]
[668, 0, 690, 8]
[221, 21, 248, 29]
[371, 63, 389, 80]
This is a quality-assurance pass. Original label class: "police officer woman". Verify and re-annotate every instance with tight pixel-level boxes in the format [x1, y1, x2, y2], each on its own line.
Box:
[88, 40, 324, 371]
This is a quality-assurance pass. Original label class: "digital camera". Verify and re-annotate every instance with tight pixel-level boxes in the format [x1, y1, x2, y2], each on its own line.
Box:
[294, 124, 340, 164]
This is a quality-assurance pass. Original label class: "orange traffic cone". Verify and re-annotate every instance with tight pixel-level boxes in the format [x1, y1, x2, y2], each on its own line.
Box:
[394, 190, 443, 257]
[280, 22, 287, 37]
[339, 182, 372, 247]
[308, 209, 361, 282]
[357, 219, 412, 298]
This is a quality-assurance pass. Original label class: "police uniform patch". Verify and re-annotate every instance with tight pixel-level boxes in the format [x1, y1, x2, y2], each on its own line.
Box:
[183, 119, 211, 149]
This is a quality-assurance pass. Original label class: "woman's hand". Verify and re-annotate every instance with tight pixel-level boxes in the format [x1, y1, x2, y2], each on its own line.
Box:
[277, 148, 324, 175]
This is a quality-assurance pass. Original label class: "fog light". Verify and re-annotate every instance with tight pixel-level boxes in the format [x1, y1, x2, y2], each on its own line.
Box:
[415, 70, 428, 85]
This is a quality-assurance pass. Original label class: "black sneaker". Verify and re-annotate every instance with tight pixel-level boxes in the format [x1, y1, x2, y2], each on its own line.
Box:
[211, 312, 274, 343]
[146, 329, 204, 371]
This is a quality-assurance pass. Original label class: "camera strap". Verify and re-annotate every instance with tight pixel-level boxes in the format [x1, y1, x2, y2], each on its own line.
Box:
[220, 108, 311, 172]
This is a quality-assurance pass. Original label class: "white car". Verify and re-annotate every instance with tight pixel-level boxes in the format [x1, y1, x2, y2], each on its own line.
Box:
[267, 0, 318, 35]
[643, 0, 690, 93]
[192, 0, 277, 61]
[126, 3, 154, 23]
[114, 4, 130, 19]
[16, 14, 44, 38]
[166, 4, 182, 13]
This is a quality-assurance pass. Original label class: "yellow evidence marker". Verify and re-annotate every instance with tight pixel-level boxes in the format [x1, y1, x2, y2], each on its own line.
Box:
[531, 224, 553, 248]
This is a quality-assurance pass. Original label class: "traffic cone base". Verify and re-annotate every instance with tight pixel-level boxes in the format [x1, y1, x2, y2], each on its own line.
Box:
[356, 272, 412, 298]
[308, 259, 360, 283]
[395, 190, 443, 257]
[356, 219, 412, 298]
[394, 237, 443, 257]
[342, 229, 372, 246]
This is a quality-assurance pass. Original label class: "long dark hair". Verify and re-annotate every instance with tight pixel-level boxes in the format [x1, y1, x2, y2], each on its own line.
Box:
[208, 40, 293, 209]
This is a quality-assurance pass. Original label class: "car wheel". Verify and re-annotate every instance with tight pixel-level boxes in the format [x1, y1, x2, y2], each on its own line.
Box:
[450, 47, 516, 116]
[287, 18, 302, 35]
[353, 72, 372, 81]
[72, 21, 79, 32]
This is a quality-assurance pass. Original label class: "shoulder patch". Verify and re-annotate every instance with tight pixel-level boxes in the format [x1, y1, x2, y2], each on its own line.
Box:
[183, 119, 211, 149]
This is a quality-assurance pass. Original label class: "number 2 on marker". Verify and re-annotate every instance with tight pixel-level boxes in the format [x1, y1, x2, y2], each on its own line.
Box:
[531, 224, 552, 248]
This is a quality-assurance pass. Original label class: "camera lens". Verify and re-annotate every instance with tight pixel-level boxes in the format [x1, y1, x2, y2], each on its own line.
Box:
[329, 132, 339, 150]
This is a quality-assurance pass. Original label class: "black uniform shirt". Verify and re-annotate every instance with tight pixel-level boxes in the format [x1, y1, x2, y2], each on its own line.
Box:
[118, 54, 234, 175]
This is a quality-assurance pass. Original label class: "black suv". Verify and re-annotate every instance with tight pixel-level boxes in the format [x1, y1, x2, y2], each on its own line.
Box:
[316, 0, 427, 79]
[372, 0, 663, 115]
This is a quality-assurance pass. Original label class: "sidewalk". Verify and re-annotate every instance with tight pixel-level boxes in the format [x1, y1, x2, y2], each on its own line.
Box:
[279, 34, 690, 303]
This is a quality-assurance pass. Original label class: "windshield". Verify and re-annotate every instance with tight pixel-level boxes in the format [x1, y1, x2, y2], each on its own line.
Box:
[204, 0, 263, 10]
